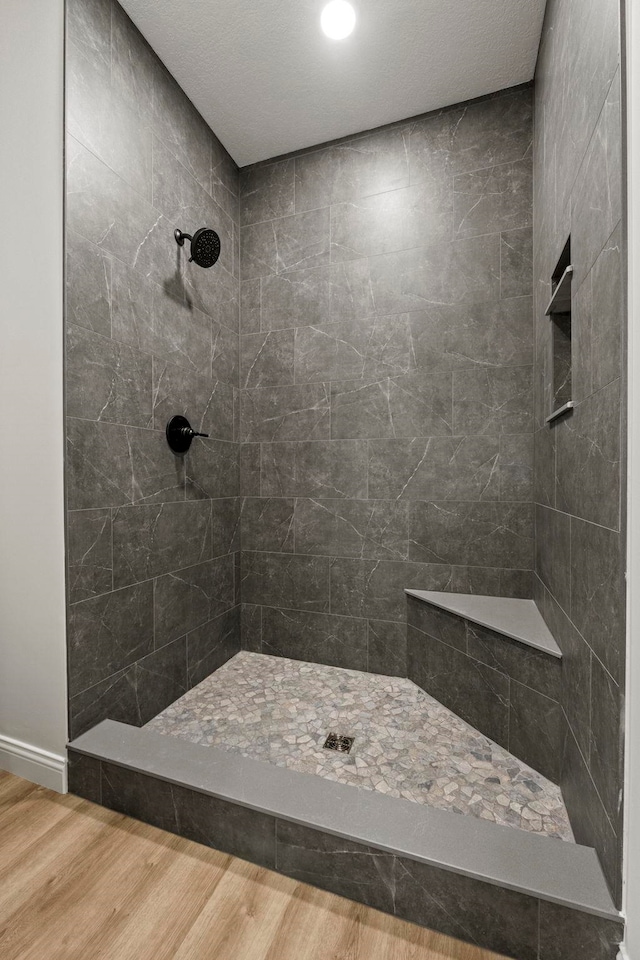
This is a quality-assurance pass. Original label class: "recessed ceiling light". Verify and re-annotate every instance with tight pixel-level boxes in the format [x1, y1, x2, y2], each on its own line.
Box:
[321, 0, 356, 40]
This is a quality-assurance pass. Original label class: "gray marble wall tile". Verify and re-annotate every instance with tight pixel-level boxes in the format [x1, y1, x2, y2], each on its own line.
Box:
[454, 159, 532, 239]
[241, 208, 330, 280]
[294, 314, 417, 384]
[408, 626, 510, 751]
[68, 580, 154, 696]
[240, 278, 261, 334]
[394, 856, 539, 960]
[535, 505, 571, 612]
[241, 497, 294, 552]
[241, 603, 263, 653]
[572, 272, 593, 404]
[66, 0, 111, 73]
[409, 501, 533, 568]
[101, 763, 276, 869]
[508, 681, 562, 782]
[151, 64, 212, 194]
[275, 821, 396, 914]
[451, 565, 532, 598]
[555, 379, 621, 529]
[66, 231, 112, 337]
[331, 373, 453, 440]
[186, 606, 241, 687]
[368, 437, 501, 501]
[67, 419, 186, 509]
[240, 329, 295, 387]
[134, 637, 188, 721]
[240, 159, 295, 226]
[294, 126, 411, 212]
[112, 501, 212, 587]
[330, 559, 453, 621]
[67, 751, 102, 805]
[111, 261, 213, 378]
[110, 1, 156, 119]
[261, 265, 331, 331]
[240, 443, 261, 496]
[591, 222, 623, 394]
[500, 228, 533, 299]
[295, 498, 409, 561]
[261, 607, 368, 671]
[571, 69, 622, 288]
[67, 35, 152, 202]
[367, 620, 407, 677]
[211, 498, 241, 557]
[261, 440, 367, 499]
[452, 366, 533, 435]
[534, 425, 555, 508]
[570, 517, 625, 684]
[406, 597, 468, 652]
[240, 383, 330, 441]
[67, 137, 175, 282]
[67, 509, 113, 603]
[67, 324, 153, 427]
[410, 298, 533, 370]
[590, 655, 624, 829]
[408, 88, 533, 185]
[154, 555, 235, 648]
[330, 182, 452, 262]
[538, 901, 623, 960]
[499, 435, 534, 501]
[151, 359, 231, 439]
[561, 724, 620, 905]
[241, 551, 330, 613]
[66, 0, 242, 733]
[185, 438, 239, 500]
[467, 621, 560, 700]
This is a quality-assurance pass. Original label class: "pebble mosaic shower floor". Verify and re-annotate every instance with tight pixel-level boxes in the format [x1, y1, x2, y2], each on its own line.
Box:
[146, 651, 574, 842]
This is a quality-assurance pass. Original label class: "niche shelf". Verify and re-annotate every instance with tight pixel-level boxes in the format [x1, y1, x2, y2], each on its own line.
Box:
[546, 238, 574, 424]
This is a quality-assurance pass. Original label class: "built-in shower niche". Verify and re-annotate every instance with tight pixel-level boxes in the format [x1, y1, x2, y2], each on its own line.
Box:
[546, 238, 574, 424]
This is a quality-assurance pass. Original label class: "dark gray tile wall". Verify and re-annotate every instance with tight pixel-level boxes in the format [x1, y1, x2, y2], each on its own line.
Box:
[406, 597, 562, 781]
[239, 87, 536, 671]
[68, 753, 624, 960]
[533, 0, 626, 904]
[65, 0, 241, 737]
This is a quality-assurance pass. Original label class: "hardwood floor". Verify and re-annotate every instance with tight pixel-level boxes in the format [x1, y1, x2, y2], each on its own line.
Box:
[0, 770, 506, 960]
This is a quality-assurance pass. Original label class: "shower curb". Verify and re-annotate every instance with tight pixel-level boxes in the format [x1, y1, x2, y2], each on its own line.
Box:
[68, 720, 622, 960]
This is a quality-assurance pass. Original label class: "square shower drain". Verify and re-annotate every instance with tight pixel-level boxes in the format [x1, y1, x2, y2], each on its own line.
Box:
[323, 733, 355, 753]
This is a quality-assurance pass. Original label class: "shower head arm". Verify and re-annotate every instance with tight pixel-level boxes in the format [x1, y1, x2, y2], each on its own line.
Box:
[174, 228, 192, 247]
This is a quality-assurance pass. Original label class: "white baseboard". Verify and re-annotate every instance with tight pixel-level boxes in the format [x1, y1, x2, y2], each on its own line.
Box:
[0, 734, 67, 793]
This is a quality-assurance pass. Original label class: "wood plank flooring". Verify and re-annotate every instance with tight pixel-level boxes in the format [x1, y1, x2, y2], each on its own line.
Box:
[0, 770, 506, 960]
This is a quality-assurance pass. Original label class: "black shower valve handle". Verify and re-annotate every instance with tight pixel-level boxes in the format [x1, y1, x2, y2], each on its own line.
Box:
[166, 415, 209, 453]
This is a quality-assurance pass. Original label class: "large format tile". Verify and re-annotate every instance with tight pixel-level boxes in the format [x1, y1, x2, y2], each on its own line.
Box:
[555, 380, 621, 530]
[295, 498, 409, 561]
[240, 498, 295, 553]
[261, 440, 367, 499]
[261, 607, 368, 670]
[186, 606, 241, 687]
[331, 558, 453, 621]
[154, 556, 235, 647]
[453, 158, 532, 239]
[67, 509, 113, 603]
[240, 159, 295, 226]
[410, 501, 533, 568]
[331, 373, 453, 440]
[112, 500, 212, 587]
[68, 581, 154, 696]
[67, 324, 153, 427]
[66, 230, 112, 337]
[241, 551, 331, 612]
[452, 366, 534, 435]
[240, 383, 331, 441]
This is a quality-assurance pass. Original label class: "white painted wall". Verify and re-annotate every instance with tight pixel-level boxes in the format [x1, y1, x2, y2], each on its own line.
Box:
[0, 0, 68, 791]
[623, 0, 640, 953]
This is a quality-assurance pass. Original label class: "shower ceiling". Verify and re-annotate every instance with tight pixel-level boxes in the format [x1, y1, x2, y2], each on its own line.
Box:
[118, 0, 547, 166]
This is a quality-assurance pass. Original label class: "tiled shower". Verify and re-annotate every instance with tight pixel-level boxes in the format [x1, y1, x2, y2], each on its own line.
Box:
[65, 0, 626, 955]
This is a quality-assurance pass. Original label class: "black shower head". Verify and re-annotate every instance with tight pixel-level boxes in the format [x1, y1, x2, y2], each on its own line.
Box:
[174, 227, 221, 268]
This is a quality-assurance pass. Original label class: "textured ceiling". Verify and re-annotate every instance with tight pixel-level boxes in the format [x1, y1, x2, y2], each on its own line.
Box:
[119, 0, 546, 167]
